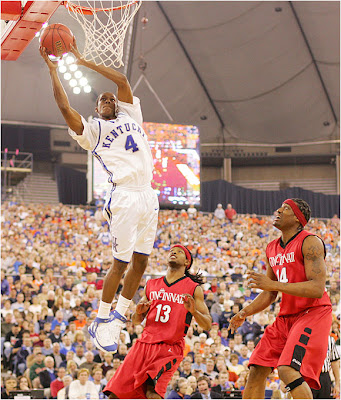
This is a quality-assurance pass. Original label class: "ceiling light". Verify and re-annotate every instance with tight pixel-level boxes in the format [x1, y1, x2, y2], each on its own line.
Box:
[74, 71, 83, 79]
[69, 79, 77, 87]
[64, 72, 71, 80]
[73, 87, 81, 94]
[59, 66, 67, 73]
[58, 59, 64, 66]
[79, 77, 88, 86]
[69, 64, 78, 72]
[323, 121, 330, 126]
[275, 7, 282, 12]
[84, 85, 92, 93]
[66, 56, 75, 64]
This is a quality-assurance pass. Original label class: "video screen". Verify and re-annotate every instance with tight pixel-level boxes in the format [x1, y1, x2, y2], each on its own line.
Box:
[92, 122, 200, 206]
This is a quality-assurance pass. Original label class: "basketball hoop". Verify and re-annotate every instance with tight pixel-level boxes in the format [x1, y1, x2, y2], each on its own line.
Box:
[64, 1, 141, 68]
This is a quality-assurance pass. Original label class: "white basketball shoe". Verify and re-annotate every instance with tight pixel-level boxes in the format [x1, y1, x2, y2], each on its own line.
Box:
[88, 310, 126, 353]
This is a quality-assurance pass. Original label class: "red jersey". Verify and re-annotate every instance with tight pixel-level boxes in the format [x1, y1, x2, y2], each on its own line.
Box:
[140, 276, 198, 345]
[266, 230, 331, 316]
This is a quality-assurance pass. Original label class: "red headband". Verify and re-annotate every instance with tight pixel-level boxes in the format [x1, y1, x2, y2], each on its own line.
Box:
[170, 245, 192, 269]
[283, 199, 307, 227]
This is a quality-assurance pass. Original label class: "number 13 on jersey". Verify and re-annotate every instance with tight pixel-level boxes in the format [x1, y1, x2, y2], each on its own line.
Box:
[155, 304, 171, 323]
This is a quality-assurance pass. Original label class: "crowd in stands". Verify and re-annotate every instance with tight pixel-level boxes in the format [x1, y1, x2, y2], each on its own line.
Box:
[1, 200, 340, 399]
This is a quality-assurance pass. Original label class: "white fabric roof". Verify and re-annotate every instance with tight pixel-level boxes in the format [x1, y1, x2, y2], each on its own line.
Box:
[1, 1, 339, 145]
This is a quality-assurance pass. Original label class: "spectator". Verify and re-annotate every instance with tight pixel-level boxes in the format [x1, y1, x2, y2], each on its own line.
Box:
[237, 315, 261, 343]
[11, 293, 25, 312]
[79, 351, 97, 373]
[1, 313, 14, 339]
[113, 343, 128, 361]
[1, 271, 10, 296]
[42, 338, 53, 355]
[74, 345, 86, 367]
[60, 335, 76, 356]
[66, 360, 78, 379]
[192, 354, 207, 373]
[101, 352, 114, 376]
[180, 359, 193, 378]
[51, 342, 65, 368]
[1, 376, 18, 399]
[210, 295, 225, 324]
[91, 367, 104, 393]
[238, 345, 250, 366]
[60, 350, 75, 369]
[228, 354, 245, 375]
[51, 367, 66, 398]
[30, 350, 45, 383]
[211, 371, 235, 394]
[49, 325, 63, 344]
[225, 204, 237, 223]
[51, 310, 69, 334]
[68, 368, 99, 399]
[74, 309, 87, 330]
[18, 376, 32, 391]
[204, 359, 218, 381]
[214, 204, 225, 220]
[1, 300, 14, 319]
[39, 355, 57, 388]
[13, 331, 33, 375]
[167, 377, 193, 399]
[191, 375, 222, 398]
[57, 375, 73, 400]
[187, 205, 197, 219]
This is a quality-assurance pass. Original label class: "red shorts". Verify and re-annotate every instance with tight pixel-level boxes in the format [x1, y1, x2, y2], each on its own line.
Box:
[103, 340, 184, 399]
[249, 305, 332, 390]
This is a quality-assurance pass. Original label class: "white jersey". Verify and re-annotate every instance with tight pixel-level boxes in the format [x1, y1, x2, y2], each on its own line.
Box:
[68, 96, 154, 188]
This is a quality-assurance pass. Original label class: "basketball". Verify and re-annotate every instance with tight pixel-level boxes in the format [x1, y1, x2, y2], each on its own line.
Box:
[39, 23, 74, 58]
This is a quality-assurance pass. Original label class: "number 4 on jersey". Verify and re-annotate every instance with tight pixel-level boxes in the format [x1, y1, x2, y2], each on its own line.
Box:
[276, 267, 289, 283]
[125, 134, 139, 152]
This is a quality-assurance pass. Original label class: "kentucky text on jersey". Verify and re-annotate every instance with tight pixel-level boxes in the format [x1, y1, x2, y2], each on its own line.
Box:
[102, 122, 144, 148]
[269, 252, 295, 267]
[149, 289, 184, 304]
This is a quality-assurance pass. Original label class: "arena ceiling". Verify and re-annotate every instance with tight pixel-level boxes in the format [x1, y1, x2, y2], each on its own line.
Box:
[1, 1, 340, 145]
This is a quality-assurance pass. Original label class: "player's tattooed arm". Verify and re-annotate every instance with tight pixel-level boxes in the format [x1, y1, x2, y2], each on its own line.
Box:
[302, 235, 327, 298]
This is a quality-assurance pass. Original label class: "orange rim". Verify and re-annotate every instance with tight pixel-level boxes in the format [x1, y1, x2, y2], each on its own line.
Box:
[64, 0, 140, 15]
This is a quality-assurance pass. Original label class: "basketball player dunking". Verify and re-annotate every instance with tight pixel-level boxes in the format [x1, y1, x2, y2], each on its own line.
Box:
[103, 244, 212, 399]
[229, 198, 332, 399]
[40, 40, 159, 353]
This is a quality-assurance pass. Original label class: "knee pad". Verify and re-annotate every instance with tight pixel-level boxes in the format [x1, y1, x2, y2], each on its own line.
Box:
[285, 376, 305, 392]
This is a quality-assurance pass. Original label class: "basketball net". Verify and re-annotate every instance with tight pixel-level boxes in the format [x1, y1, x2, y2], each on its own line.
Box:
[64, 1, 141, 68]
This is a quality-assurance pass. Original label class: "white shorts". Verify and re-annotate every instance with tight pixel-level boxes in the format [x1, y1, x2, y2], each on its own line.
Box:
[103, 185, 159, 262]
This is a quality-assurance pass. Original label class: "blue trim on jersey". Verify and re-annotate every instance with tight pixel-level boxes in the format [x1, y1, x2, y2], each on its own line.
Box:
[92, 120, 102, 152]
[93, 151, 114, 184]
[133, 251, 150, 256]
[114, 257, 129, 264]
[104, 184, 115, 222]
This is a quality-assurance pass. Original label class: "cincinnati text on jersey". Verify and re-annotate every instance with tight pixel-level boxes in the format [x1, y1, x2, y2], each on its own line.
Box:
[149, 288, 184, 304]
[268, 252, 295, 267]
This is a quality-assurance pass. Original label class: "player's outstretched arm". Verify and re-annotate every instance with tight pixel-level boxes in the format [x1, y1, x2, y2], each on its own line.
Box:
[131, 290, 151, 325]
[183, 287, 212, 331]
[40, 46, 83, 135]
[70, 39, 133, 104]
